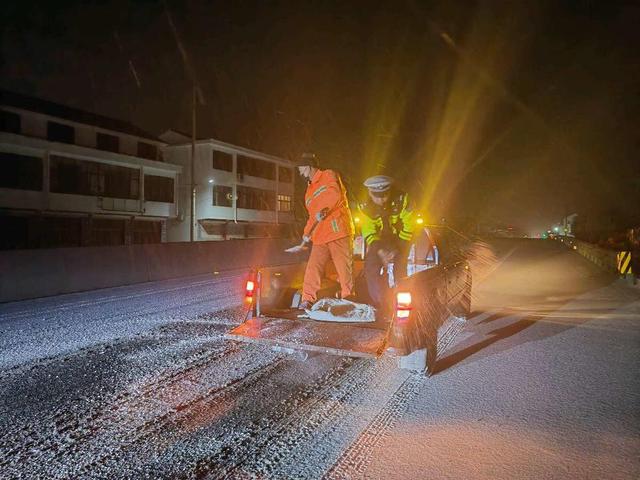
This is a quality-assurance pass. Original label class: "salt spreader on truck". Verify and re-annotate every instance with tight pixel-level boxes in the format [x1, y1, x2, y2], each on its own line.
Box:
[226, 227, 472, 375]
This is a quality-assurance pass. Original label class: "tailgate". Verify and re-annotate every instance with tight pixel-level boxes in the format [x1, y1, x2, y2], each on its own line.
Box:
[226, 317, 387, 358]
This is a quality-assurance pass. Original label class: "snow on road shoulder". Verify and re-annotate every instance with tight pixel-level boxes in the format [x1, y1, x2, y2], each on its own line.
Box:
[359, 283, 640, 480]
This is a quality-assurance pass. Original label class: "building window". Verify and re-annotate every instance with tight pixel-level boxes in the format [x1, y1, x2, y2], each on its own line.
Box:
[277, 194, 292, 212]
[144, 175, 174, 203]
[41, 216, 82, 248]
[278, 166, 293, 183]
[96, 132, 120, 153]
[212, 150, 233, 171]
[50, 155, 140, 199]
[237, 185, 275, 211]
[0, 152, 43, 191]
[133, 220, 161, 244]
[212, 185, 233, 207]
[89, 218, 125, 246]
[0, 110, 21, 134]
[0, 215, 29, 250]
[237, 155, 276, 180]
[137, 141, 158, 161]
[47, 121, 75, 144]
[0, 215, 86, 250]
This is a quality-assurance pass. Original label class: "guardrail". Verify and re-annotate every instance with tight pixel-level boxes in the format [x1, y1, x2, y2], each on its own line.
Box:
[557, 237, 636, 282]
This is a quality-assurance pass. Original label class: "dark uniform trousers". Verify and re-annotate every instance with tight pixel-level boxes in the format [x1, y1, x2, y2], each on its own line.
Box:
[364, 239, 409, 307]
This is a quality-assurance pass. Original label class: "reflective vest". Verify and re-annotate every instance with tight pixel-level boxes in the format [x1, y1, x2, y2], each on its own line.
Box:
[358, 189, 416, 246]
[303, 169, 355, 245]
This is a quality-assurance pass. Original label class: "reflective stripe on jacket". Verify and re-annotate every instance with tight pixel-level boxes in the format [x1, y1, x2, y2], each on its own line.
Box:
[303, 169, 355, 245]
[358, 189, 416, 246]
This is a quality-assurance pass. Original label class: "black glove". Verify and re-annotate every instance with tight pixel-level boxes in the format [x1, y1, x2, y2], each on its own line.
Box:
[315, 207, 330, 221]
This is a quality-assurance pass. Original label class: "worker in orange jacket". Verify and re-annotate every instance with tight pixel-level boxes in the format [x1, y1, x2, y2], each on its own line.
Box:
[297, 153, 355, 309]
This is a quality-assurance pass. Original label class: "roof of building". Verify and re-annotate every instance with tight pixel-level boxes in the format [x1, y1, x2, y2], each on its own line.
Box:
[0, 90, 160, 142]
[159, 129, 192, 144]
[164, 136, 292, 165]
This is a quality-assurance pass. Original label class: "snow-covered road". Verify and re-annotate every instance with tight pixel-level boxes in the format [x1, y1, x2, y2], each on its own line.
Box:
[0, 239, 638, 479]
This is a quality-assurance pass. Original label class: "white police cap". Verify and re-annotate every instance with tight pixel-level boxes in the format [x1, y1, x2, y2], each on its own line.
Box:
[363, 175, 393, 193]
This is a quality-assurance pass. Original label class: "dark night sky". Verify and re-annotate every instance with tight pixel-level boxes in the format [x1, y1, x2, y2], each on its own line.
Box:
[2, 0, 639, 234]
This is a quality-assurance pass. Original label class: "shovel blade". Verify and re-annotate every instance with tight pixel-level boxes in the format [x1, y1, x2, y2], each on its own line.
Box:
[285, 244, 307, 253]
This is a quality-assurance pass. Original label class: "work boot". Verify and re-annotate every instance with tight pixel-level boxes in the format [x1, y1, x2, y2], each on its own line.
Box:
[298, 300, 314, 310]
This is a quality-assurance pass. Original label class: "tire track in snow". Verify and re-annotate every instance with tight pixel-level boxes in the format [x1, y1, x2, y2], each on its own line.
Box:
[197, 357, 372, 480]
[0, 336, 234, 460]
[0, 337, 235, 460]
[83, 355, 363, 479]
[71, 353, 285, 479]
[0, 341, 282, 479]
[322, 318, 468, 479]
[323, 373, 423, 479]
[198, 357, 414, 480]
[0, 304, 246, 477]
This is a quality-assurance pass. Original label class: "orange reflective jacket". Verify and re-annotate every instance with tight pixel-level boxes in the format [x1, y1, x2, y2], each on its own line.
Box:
[303, 169, 355, 245]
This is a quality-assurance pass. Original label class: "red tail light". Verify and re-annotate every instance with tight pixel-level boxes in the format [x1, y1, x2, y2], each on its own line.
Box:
[395, 291, 412, 323]
[245, 279, 256, 304]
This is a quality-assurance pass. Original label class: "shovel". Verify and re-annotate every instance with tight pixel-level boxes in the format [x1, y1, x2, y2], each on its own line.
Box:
[284, 241, 309, 253]
[284, 213, 321, 253]
[284, 204, 341, 254]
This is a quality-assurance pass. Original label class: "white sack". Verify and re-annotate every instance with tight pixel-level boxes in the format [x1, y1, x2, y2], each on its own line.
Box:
[298, 298, 375, 323]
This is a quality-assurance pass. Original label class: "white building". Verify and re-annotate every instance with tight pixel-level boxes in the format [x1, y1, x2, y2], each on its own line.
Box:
[161, 131, 295, 241]
[0, 90, 180, 249]
[561, 213, 578, 237]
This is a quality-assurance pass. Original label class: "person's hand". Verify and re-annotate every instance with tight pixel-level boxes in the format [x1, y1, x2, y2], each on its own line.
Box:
[315, 207, 329, 222]
[377, 248, 395, 266]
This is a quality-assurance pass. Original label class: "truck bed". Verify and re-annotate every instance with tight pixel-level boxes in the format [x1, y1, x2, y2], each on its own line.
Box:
[226, 230, 472, 372]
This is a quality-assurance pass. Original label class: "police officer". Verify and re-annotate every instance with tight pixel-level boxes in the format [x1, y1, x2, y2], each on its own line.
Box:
[358, 175, 416, 307]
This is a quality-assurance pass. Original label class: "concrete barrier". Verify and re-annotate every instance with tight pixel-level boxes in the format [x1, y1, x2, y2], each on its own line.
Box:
[558, 237, 618, 274]
[0, 238, 304, 303]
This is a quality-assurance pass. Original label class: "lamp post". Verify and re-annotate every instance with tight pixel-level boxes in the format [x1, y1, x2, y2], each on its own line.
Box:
[190, 86, 196, 242]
